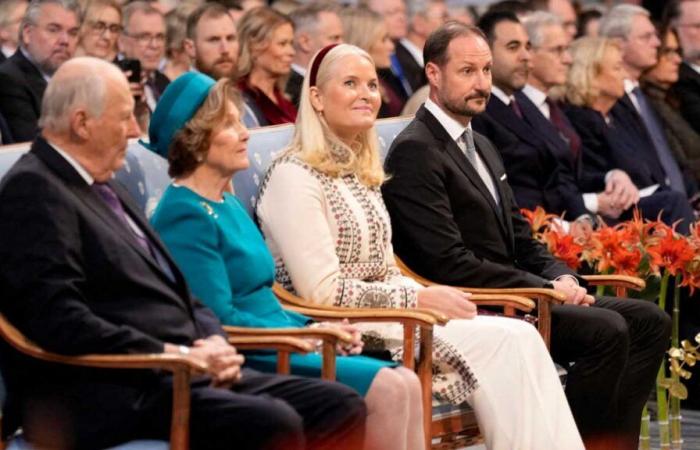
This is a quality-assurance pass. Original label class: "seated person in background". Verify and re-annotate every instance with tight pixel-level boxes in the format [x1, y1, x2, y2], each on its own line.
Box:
[236, 7, 297, 127]
[184, 2, 238, 81]
[576, 8, 602, 38]
[395, 0, 447, 94]
[147, 72, 424, 450]
[286, 2, 344, 108]
[667, 0, 700, 135]
[599, 5, 698, 199]
[0, 111, 13, 145]
[382, 21, 670, 450]
[341, 7, 407, 118]
[160, 7, 191, 82]
[118, 0, 169, 128]
[472, 11, 595, 233]
[0, 0, 79, 142]
[642, 22, 700, 186]
[256, 42, 584, 450]
[0, 0, 28, 63]
[564, 36, 695, 232]
[0, 56, 367, 450]
[75, 0, 122, 61]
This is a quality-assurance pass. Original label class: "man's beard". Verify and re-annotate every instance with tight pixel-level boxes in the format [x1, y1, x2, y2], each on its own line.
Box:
[442, 91, 490, 118]
[196, 55, 236, 80]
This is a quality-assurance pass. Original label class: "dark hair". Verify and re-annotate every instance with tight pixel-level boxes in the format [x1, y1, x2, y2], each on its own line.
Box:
[477, 10, 520, 44]
[487, 1, 534, 16]
[186, 2, 232, 40]
[424, 20, 486, 67]
[212, 0, 243, 11]
[576, 9, 602, 38]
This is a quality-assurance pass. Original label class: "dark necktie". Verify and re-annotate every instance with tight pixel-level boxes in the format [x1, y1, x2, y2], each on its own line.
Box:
[630, 87, 686, 194]
[92, 183, 174, 281]
[546, 98, 582, 158]
[510, 97, 524, 119]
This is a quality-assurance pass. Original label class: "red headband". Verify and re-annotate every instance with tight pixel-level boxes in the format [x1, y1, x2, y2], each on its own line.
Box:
[309, 44, 340, 87]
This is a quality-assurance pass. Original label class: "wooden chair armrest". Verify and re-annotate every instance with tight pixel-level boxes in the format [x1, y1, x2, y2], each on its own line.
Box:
[284, 305, 439, 327]
[582, 274, 646, 291]
[452, 286, 566, 303]
[223, 325, 353, 344]
[470, 293, 536, 312]
[227, 335, 314, 353]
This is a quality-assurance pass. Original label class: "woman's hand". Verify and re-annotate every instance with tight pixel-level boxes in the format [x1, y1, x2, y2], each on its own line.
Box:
[417, 285, 477, 319]
[313, 320, 364, 355]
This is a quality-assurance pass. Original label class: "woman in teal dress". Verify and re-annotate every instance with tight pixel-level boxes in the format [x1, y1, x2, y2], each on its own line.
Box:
[146, 72, 425, 450]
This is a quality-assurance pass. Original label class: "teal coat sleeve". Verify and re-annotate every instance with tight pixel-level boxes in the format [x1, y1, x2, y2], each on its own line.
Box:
[152, 197, 310, 329]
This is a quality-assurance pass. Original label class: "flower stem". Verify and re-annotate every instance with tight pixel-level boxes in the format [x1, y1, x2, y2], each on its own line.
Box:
[640, 405, 651, 450]
[657, 271, 671, 449]
[670, 274, 682, 448]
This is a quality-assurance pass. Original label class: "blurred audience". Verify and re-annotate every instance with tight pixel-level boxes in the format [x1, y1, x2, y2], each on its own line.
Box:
[161, 7, 191, 81]
[184, 2, 238, 81]
[600, 4, 698, 199]
[341, 7, 405, 118]
[642, 23, 700, 186]
[486, 0, 533, 20]
[576, 8, 602, 38]
[119, 0, 169, 117]
[445, 2, 474, 26]
[564, 36, 695, 232]
[669, 0, 700, 135]
[0, 0, 28, 62]
[286, 2, 343, 107]
[0, 0, 79, 142]
[396, 0, 447, 93]
[236, 7, 296, 127]
[537, 0, 578, 39]
[76, 0, 121, 61]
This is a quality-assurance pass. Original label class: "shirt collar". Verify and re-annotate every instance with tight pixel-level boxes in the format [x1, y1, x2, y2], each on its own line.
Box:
[624, 78, 639, 95]
[48, 140, 95, 185]
[399, 38, 424, 67]
[424, 97, 471, 143]
[522, 84, 548, 108]
[291, 63, 306, 76]
[490, 85, 512, 105]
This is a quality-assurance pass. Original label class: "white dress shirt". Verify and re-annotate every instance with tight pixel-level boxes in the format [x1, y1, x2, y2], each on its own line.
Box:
[398, 38, 424, 67]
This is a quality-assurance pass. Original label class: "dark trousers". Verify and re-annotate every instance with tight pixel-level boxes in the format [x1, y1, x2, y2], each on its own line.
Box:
[20, 369, 367, 450]
[551, 296, 670, 448]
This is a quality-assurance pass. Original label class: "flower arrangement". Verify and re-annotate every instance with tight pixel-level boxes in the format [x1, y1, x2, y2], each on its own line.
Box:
[521, 207, 700, 450]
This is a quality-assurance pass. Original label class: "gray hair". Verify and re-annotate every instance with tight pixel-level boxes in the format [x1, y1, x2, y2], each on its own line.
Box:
[522, 11, 562, 48]
[598, 4, 650, 40]
[39, 58, 113, 133]
[121, 0, 162, 32]
[407, 0, 431, 18]
[289, 2, 339, 35]
[22, 0, 79, 30]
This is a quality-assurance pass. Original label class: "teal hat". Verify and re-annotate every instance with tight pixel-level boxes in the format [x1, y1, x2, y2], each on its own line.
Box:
[143, 72, 216, 158]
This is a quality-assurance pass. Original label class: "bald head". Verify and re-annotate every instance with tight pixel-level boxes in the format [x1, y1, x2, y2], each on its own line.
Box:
[41, 57, 140, 182]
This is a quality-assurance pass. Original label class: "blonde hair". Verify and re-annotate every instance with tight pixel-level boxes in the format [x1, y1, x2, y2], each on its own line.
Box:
[565, 37, 621, 107]
[236, 6, 293, 90]
[286, 43, 386, 187]
[339, 7, 384, 53]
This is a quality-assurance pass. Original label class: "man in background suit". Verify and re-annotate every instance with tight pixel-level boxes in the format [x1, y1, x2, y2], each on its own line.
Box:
[0, 0, 79, 142]
[0, 56, 366, 450]
[382, 22, 670, 450]
[286, 3, 344, 107]
[669, 0, 700, 134]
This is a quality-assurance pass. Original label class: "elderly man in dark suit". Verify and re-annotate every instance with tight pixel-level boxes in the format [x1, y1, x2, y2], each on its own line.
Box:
[0, 56, 366, 450]
[382, 21, 670, 450]
[0, 0, 79, 143]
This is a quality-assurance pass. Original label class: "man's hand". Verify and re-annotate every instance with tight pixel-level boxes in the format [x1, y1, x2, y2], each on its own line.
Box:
[605, 170, 639, 210]
[597, 192, 624, 219]
[552, 277, 595, 307]
[166, 335, 244, 388]
[417, 285, 477, 319]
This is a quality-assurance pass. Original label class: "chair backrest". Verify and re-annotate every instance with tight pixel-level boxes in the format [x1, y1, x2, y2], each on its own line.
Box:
[0, 116, 414, 219]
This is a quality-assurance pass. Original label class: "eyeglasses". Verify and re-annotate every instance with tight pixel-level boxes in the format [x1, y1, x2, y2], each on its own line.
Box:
[89, 20, 122, 35]
[123, 32, 165, 46]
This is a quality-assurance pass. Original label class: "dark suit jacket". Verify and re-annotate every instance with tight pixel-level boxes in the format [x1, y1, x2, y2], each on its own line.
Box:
[674, 62, 700, 135]
[151, 70, 170, 99]
[0, 137, 224, 435]
[0, 50, 47, 142]
[394, 41, 426, 93]
[0, 111, 13, 145]
[382, 105, 577, 288]
[472, 94, 588, 220]
[285, 68, 303, 108]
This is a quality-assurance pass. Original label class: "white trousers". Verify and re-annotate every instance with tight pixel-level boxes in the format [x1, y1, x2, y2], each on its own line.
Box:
[434, 315, 584, 450]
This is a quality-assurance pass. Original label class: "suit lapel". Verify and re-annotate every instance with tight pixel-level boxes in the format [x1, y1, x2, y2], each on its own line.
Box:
[12, 51, 47, 112]
[417, 107, 509, 237]
[32, 139, 181, 288]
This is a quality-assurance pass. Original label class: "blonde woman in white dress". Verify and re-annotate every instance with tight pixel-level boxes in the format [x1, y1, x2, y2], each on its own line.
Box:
[255, 43, 584, 450]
